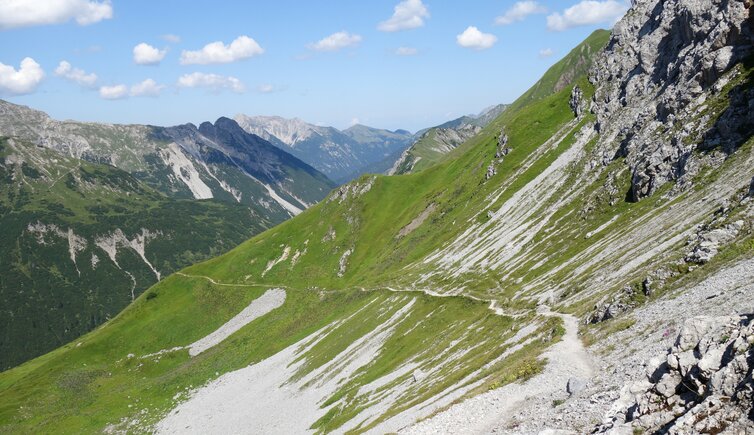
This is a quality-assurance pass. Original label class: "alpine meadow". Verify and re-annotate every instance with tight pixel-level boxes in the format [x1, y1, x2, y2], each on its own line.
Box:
[1, 1, 754, 434]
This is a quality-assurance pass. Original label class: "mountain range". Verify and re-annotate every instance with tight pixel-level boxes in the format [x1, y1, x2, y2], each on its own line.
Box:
[391, 104, 508, 175]
[1, 0, 753, 433]
[0, 103, 334, 369]
[234, 114, 416, 182]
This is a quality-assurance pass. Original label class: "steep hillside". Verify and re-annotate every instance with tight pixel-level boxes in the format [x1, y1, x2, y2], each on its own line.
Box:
[234, 115, 414, 182]
[390, 104, 509, 175]
[0, 101, 334, 219]
[0, 137, 269, 370]
[1, 1, 753, 434]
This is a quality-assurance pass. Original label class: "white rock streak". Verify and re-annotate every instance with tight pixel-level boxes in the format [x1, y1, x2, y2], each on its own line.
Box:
[424, 123, 592, 276]
[160, 142, 213, 199]
[400, 311, 592, 434]
[156, 297, 416, 435]
[95, 228, 161, 280]
[188, 288, 286, 356]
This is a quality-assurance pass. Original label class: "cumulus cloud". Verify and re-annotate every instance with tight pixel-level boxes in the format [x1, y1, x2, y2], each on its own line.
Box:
[54, 60, 97, 88]
[180, 36, 264, 65]
[395, 46, 418, 56]
[133, 43, 167, 65]
[456, 26, 497, 50]
[177, 72, 245, 93]
[130, 78, 164, 97]
[378, 0, 429, 32]
[495, 1, 547, 25]
[161, 34, 181, 43]
[539, 48, 554, 58]
[308, 31, 362, 52]
[547, 0, 628, 31]
[0, 58, 45, 95]
[99, 84, 127, 100]
[0, 0, 112, 30]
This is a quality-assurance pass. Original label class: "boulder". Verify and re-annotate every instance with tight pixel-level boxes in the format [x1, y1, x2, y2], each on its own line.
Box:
[567, 377, 588, 396]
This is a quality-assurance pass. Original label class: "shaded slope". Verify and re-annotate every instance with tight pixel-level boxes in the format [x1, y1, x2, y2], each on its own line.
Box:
[0, 137, 269, 370]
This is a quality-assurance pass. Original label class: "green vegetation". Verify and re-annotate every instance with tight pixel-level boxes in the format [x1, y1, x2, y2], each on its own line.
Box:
[0, 138, 270, 369]
[0, 33, 606, 432]
[2, 24, 751, 434]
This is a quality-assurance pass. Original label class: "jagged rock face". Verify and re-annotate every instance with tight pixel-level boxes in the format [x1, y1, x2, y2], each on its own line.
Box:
[598, 315, 754, 434]
[590, 0, 754, 201]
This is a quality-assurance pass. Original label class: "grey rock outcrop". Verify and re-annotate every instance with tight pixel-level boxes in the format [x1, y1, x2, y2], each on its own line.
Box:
[596, 315, 754, 434]
[685, 220, 745, 263]
[485, 129, 512, 181]
[587, 286, 637, 324]
[569, 85, 585, 118]
[589, 0, 754, 201]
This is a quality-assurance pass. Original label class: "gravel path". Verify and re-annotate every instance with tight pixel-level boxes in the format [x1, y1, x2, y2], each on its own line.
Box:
[401, 309, 593, 434]
[482, 256, 754, 434]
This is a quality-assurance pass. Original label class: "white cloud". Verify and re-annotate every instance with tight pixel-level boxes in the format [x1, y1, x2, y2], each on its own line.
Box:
[539, 48, 554, 58]
[99, 84, 127, 100]
[133, 43, 167, 65]
[456, 26, 498, 50]
[0, 58, 45, 95]
[257, 84, 287, 94]
[130, 78, 164, 97]
[395, 46, 418, 56]
[180, 36, 264, 65]
[161, 34, 181, 43]
[378, 0, 429, 32]
[0, 0, 112, 30]
[54, 60, 97, 88]
[308, 31, 362, 52]
[547, 0, 628, 31]
[177, 72, 245, 93]
[495, 1, 547, 25]
[350, 117, 361, 126]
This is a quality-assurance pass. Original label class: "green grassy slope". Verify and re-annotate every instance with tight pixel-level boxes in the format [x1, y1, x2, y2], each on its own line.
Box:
[391, 31, 608, 178]
[3, 27, 752, 434]
[0, 35, 606, 431]
[510, 29, 610, 112]
[0, 138, 270, 370]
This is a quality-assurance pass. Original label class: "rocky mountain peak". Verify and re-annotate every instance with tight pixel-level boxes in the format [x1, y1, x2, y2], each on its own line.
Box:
[590, 0, 754, 201]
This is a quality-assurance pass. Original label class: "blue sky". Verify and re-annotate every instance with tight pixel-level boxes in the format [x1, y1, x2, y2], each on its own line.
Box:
[0, 0, 628, 132]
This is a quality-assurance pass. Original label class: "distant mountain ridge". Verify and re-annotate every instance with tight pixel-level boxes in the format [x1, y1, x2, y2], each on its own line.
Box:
[0, 100, 334, 218]
[234, 114, 415, 182]
[391, 103, 509, 175]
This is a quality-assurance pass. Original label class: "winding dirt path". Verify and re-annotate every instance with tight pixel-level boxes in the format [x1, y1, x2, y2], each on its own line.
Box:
[401, 307, 593, 434]
[176, 272, 291, 289]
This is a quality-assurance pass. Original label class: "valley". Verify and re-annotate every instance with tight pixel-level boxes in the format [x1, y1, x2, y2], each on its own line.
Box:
[0, 0, 753, 433]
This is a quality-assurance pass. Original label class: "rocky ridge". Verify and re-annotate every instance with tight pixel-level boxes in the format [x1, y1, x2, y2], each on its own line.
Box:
[390, 105, 508, 176]
[590, 0, 754, 201]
